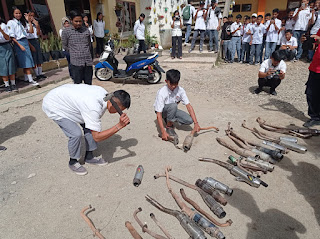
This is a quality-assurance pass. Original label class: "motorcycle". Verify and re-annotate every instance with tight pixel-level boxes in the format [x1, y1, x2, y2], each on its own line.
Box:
[95, 39, 165, 84]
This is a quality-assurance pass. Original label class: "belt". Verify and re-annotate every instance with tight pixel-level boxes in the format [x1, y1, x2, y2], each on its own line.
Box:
[232, 36, 241, 37]
[0, 42, 10, 45]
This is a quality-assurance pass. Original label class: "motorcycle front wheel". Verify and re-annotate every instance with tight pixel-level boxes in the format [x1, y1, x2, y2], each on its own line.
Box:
[95, 68, 113, 81]
[147, 68, 162, 84]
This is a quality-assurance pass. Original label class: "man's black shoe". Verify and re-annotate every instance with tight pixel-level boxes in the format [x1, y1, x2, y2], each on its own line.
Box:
[303, 119, 320, 128]
[270, 90, 277, 96]
[254, 88, 262, 94]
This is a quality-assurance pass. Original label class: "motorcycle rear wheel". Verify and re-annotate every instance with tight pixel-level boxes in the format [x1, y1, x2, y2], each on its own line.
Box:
[95, 68, 113, 81]
[147, 68, 162, 84]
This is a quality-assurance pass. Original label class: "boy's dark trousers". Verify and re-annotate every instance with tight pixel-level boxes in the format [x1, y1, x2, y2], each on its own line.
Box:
[138, 40, 146, 54]
[258, 75, 281, 92]
[305, 71, 320, 120]
[279, 49, 296, 61]
[70, 64, 93, 85]
[172, 36, 182, 58]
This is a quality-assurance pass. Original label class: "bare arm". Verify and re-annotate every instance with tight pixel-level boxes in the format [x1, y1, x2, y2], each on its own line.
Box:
[186, 104, 200, 132]
[171, 21, 175, 28]
[156, 112, 169, 140]
[194, 10, 199, 21]
[293, 8, 301, 21]
[12, 38, 25, 51]
[0, 27, 10, 41]
[217, 18, 221, 31]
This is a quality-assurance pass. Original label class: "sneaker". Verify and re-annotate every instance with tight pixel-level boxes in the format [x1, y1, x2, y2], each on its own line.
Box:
[40, 74, 47, 79]
[69, 162, 88, 175]
[29, 80, 39, 86]
[184, 42, 187, 46]
[166, 126, 177, 137]
[11, 85, 18, 92]
[254, 63, 259, 65]
[303, 119, 320, 128]
[188, 49, 193, 53]
[270, 90, 277, 96]
[85, 157, 108, 166]
[239, 61, 243, 64]
[254, 88, 262, 94]
[208, 49, 213, 52]
[5, 86, 12, 92]
[36, 75, 42, 81]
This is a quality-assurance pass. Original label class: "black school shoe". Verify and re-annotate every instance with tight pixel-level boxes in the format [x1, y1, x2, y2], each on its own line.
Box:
[39, 75, 47, 79]
[5, 86, 11, 92]
[270, 90, 277, 96]
[303, 119, 320, 128]
[11, 85, 18, 92]
[254, 88, 262, 94]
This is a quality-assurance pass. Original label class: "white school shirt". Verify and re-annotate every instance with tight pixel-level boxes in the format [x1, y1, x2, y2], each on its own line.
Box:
[230, 22, 242, 37]
[259, 59, 287, 74]
[206, 7, 222, 30]
[7, 18, 28, 40]
[0, 23, 10, 43]
[293, 7, 311, 31]
[87, 25, 94, 42]
[204, 0, 218, 9]
[182, 5, 196, 25]
[251, 23, 266, 44]
[134, 20, 145, 40]
[93, 20, 105, 38]
[266, 19, 282, 42]
[285, 18, 296, 30]
[171, 20, 182, 37]
[242, 24, 252, 43]
[26, 23, 38, 39]
[194, 9, 206, 30]
[281, 36, 298, 47]
[42, 84, 108, 132]
[277, 29, 285, 45]
[154, 85, 190, 113]
[311, 10, 320, 35]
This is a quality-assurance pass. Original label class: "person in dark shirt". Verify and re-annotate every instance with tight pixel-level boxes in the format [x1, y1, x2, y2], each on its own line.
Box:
[62, 10, 93, 85]
[221, 14, 233, 62]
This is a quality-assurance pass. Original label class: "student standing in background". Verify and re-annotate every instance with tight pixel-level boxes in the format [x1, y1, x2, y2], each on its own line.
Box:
[134, 13, 146, 54]
[171, 10, 183, 59]
[0, 16, 17, 92]
[93, 12, 105, 58]
[59, 17, 72, 78]
[189, 1, 207, 53]
[83, 14, 94, 59]
[241, 16, 251, 63]
[265, 8, 282, 59]
[230, 14, 242, 63]
[182, 0, 196, 46]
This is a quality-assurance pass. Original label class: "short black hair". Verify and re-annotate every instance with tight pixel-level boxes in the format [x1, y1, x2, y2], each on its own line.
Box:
[166, 69, 180, 85]
[236, 14, 242, 19]
[285, 29, 293, 34]
[70, 10, 82, 20]
[113, 90, 131, 109]
[287, 8, 294, 13]
[223, 16, 228, 19]
[140, 13, 145, 18]
[228, 14, 233, 18]
[265, 13, 271, 17]
[273, 8, 280, 13]
[245, 16, 251, 20]
[257, 15, 263, 19]
[271, 50, 284, 62]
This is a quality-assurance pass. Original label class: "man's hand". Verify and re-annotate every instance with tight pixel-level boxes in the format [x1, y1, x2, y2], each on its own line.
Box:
[270, 19, 275, 25]
[118, 113, 130, 128]
[217, 26, 220, 31]
[311, 34, 320, 40]
[20, 45, 26, 51]
[194, 122, 200, 133]
[279, 70, 285, 79]
[161, 130, 170, 141]
[267, 69, 275, 76]
[30, 45, 36, 52]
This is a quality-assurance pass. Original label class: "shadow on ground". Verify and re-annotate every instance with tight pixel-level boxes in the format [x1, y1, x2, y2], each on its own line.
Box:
[0, 116, 36, 144]
[94, 134, 138, 164]
[259, 98, 309, 122]
[228, 188, 306, 239]
[277, 157, 320, 226]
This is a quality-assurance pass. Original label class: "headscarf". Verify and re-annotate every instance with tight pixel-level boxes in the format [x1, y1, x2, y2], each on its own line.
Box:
[61, 17, 70, 29]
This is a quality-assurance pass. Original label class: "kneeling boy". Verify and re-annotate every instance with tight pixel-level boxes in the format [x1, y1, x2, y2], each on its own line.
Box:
[154, 69, 200, 140]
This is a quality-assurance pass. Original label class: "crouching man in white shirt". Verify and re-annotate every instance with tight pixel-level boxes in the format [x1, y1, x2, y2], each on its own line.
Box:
[42, 84, 131, 175]
[254, 51, 287, 96]
[280, 30, 298, 61]
[154, 69, 201, 141]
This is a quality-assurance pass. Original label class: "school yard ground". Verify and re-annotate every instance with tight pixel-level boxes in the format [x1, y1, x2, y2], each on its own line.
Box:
[0, 57, 319, 239]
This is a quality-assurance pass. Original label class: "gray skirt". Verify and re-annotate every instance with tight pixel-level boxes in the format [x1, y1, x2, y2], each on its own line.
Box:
[14, 38, 35, 69]
[0, 42, 17, 76]
[29, 38, 43, 65]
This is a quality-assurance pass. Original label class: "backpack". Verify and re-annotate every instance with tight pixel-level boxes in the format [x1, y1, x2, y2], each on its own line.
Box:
[183, 6, 191, 21]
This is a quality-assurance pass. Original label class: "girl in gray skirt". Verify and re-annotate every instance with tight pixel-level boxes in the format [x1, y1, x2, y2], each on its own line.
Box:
[7, 7, 38, 86]
[0, 17, 17, 92]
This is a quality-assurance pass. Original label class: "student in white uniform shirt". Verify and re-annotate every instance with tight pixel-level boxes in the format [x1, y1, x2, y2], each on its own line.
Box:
[285, 9, 296, 30]
[182, 0, 196, 45]
[255, 50, 286, 96]
[0, 17, 17, 92]
[134, 13, 146, 54]
[204, 0, 218, 9]
[230, 14, 242, 63]
[276, 19, 286, 51]
[7, 7, 38, 86]
[171, 10, 183, 59]
[206, 0, 222, 52]
[241, 16, 251, 63]
[26, 10, 46, 81]
[293, 0, 312, 60]
[154, 69, 201, 141]
[42, 84, 131, 175]
[93, 12, 105, 58]
[280, 30, 298, 60]
[249, 15, 266, 65]
[265, 8, 282, 60]
[189, 1, 207, 53]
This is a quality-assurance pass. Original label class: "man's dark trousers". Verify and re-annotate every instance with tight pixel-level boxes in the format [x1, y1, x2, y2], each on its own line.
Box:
[258, 76, 281, 92]
[138, 40, 146, 53]
[70, 64, 93, 85]
[306, 71, 320, 120]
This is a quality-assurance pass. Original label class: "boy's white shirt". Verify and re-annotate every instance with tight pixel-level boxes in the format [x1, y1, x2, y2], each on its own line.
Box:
[251, 23, 266, 44]
[281, 36, 298, 47]
[206, 7, 222, 30]
[154, 85, 190, 113]
[293, 7, 311, 31]
[230, 21, 242, 36]
[285, 18, 296, 30]
[265, 18, 282, 42]
[259, 59, 287, 74]
[194, 9, 207, 30]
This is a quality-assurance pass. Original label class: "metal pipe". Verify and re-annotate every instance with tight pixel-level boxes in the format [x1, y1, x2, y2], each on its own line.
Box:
[150, 213, 174, 239]
[133, 208, 168, 239]
[80, 205, 105, 239]
[125, 221, 143, 239]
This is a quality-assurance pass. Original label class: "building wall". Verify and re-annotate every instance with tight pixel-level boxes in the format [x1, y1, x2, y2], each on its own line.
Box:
[47, 0, 68, 33]
[265, 0, 288, 14]
[234, 0, 259, 16]
[234, 0, 288, 17]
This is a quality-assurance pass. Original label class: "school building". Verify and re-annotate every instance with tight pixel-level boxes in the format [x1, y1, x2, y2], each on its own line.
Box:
[233, 0, 301, 19]
[0, 0, 140, 36]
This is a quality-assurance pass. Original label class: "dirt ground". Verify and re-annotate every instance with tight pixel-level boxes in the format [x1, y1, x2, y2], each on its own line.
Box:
[0, 57, 319, 239]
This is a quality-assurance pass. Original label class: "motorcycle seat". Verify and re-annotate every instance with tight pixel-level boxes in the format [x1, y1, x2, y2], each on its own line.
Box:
[124, 53, 156, 65]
